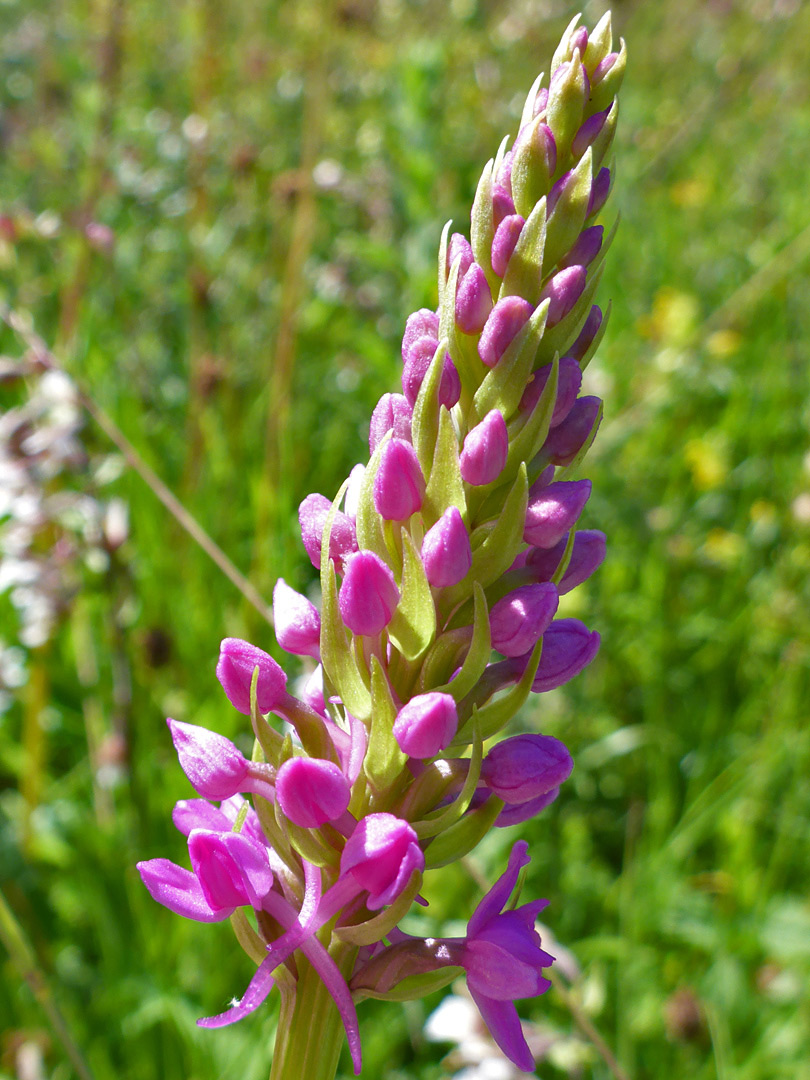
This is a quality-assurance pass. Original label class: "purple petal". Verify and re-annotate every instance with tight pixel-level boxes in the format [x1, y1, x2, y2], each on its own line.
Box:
[197, 954, 278, 1028]
[468, 840, 530, 936]
[172, 799, 233, 836]
[468, 989, 535, 1074]
[137, 859, 226, 923]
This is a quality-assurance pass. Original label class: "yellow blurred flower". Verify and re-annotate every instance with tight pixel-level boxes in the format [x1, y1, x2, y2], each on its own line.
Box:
[684, 437, 730, 490]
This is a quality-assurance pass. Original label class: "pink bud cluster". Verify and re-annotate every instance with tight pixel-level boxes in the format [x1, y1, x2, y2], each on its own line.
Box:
[139, 13, 625, 1077]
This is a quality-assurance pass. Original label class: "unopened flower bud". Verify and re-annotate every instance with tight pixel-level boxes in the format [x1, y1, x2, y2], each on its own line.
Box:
[402, 338, 461, 409]
[491, 214, 525, 278]
[492, 183, 516, 228]
[275, 756, 351, 828]
[447, 232, 474, 279]
[543, 396, 601, 465]
[273, 579, 321, 659]
[479, 296, 534, 369]
[526, 529, 606, 593]
[496, 786, 560, 827]
[588, 167, 611, 217]
[460, 409, 508, 486]
[456, 263, 493, 334]
[168, 718, 250, 799]
[571, 26, 588, 56]
[299, 493, 358, 570]
[524, 479, 591, 548]
[489, 582, 559, 657]
[216, 638, 287, 715]
[482, 734, 572, 802]
[532, 86, 549, 118]
[592, 52, 618, 85]
[393, 692, 458, 759]
[496, 151, 514, 190]
[340, 813, 424, 909]
[402, 309, 439, 361]
[339, 551, 399, 636]
[369, 393, 413, 453]
[374, 438, 425, 520]
[421, 507, 472, 587]
[519, 356, 582, 427]
[570, 305, 602, 361]
[559, 225, 603, 270]
[572, 108, 610, 158]
[539, 265, 587, 327]
[529, 618, 600, 691]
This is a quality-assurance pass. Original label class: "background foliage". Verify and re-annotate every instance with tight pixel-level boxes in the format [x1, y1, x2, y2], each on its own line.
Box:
[1, 0, 809, 1077]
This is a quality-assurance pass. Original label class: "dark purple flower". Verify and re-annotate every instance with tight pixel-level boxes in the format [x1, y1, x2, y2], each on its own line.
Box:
[460, 841, 554, 1072]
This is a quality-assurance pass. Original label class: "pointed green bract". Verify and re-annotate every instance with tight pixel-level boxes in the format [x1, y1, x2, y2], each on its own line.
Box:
[365, 655, 406, 791]
[498, 199, 548, 305]
[388, 530, 436, 661]
[424, 406, 466, 525]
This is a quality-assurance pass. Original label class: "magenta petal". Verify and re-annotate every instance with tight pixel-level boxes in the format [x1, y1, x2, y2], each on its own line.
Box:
[197, 954, 278, 1028]
[298, 932, 363, 1074]
[468, 840, 530, 936]
[172, 799, 233, 836]
[468, 988, 535, 1074]
[136, 859, 226, 923]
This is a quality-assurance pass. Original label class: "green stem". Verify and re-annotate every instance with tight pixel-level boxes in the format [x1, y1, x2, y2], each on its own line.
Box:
[269, 940, 357, 1080]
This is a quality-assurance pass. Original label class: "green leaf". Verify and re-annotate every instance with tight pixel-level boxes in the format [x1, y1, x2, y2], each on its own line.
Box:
[552, 528, 577, 583]
[437, 219, 452, 307]
[354, 968, 463, 1003]
[543, 147, 592, 270]
[286, 817, 340, 868]
[320, 563, 372, 721]
[423, 406, 466, 526]
[468, 463, 528, 589]
[546, 47, 588, 167]
[505, 352, 559, 472]
[250, 667, 285, 765]
[388, 530, 436, 661]
[511, 116, 555, 220]
[589, 98, 618, 170]
[365, 655, 406, 791]
[424, 795, 504, 869]
[583, 11, 613, 72]
[580, 300, 611, 371]
[470, 159, 497, 295]
[355, 436, 392, 564]
[556, 398, 603, 479]
[498, 197, 547, 305]
[414, 714, 483, 838]
[412, 337, 450, 478]
[434, 583, 491, 702]
[456, 635, 544, 745]
[519, 71, 546, 130]
[588, 37, 626, 114]
[474, 299, 550, 421]
[551, 13, 582, 71]
[230, 909, 266, 964]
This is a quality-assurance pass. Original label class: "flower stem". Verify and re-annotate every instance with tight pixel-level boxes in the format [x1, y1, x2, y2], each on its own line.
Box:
[269, 942, 356, 1080]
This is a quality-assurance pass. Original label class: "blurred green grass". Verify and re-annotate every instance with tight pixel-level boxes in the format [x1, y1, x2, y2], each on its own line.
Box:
[1, 0, 809, 1077]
